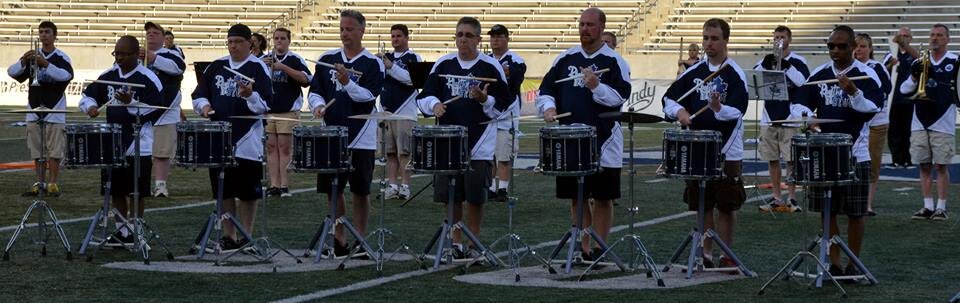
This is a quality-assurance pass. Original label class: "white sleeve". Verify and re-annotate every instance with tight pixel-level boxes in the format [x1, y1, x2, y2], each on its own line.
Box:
[308, 92, 326, 110]
[713, 105, 742, 121]
[662, 96, 683, 119]
[784, 66, 807, 86]
[342, 80, 375, 102]
[152, 55, 184, 76]
[386, 64, 413, 85]
[481, 96, 497, 118]
[79, 94, 98, 113]
[790, 104, 815, 118]
[848, 90, 880, 113]
[244, 92, 269, 114]
[43, 63, 72, 82]
[192, 97, 210, 115]
[589, 83, 626, 107]
[535, 95, 556, 115]
[417, 96, 441, 116]
[7, 61, 26, 78]
[899, 76, 917, 95]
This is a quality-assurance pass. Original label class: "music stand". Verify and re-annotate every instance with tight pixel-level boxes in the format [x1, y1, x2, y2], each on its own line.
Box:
[409, 62, 435, 89]
[744, 69, 790, 205]
[193, 61, 212, 83]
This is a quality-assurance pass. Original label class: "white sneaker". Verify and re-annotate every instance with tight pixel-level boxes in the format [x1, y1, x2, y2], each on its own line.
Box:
[152, 183, 168, 198]
[398, 185, 411, 200]
[384, 186, 399, 200]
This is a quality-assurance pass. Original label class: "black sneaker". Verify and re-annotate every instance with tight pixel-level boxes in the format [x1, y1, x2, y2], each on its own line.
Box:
[321, 239, 350, 259]
[280, 187, 292, 198]
[911, 208, 935, 220]
[486, 190, 498, 201]
[106, 231, 133, 249]
[351, 241, 370, 260]
[495, 188, 508, 202]
[828, 264, 844, 280]
[843, 265, 862, 284]
[266, 187, 282, 197]
[451, 243, 469, 261]
[220, 237, 241, 253]
[931, 209, 948, 221]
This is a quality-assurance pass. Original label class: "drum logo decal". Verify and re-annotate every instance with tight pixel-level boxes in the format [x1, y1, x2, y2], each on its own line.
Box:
[77, 137, 86, 163]
[554, 142, 563, 170]
[819, 83, 852, 108]
[812, 151, 821, 180]
[214, 75, 242, 98]
[304, 141, 313, 168]
[425, 141, 434, 168]
[566, 64, 602, 88]
[695, 77, 728, 103]
[680, 145, 689, 174]
[187, 135, 195, 162]
[445, 74, 482, 98]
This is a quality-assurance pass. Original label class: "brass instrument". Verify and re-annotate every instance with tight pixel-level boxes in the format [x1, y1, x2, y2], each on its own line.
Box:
[773, 38, 785, 70]
[913, 47, 931, 101]
[30, 27, 40, 87]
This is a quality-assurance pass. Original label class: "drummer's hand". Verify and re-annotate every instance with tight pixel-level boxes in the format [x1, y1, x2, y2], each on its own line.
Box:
[201, 105, 214, 118]
[381, 55, 393, 69]
[238, 81, 253, 98]
[676, 109, 692, 126]
[313, 105, 327, 119]
[837, 74, 858, 96]
[468, 83, 489, 102]
[115, 90, 132, 104]
[543, 108, 557, 122]
[86, 106, 100, 118]
[581, 67, 599, 89]
[433, 102, 446, 117]
[335, 63, 349, 85]
[709, 92, 722, 112]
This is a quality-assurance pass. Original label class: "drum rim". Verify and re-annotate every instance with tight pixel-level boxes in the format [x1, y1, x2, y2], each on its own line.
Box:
[65, 123, 122, 132]
[293, 125, 348, 136]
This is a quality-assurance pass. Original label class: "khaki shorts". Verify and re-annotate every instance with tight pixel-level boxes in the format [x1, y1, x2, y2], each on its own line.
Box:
[383, 119, 414, 156]
[27, 122, 65, 159]
[265, 111, 300, 134]
[152, 123, 177, 158]
[910, 130, 955, 165]
[758, 126, 798, 161]
[868, 124, 888, 182]
[495, 129, 518, 162]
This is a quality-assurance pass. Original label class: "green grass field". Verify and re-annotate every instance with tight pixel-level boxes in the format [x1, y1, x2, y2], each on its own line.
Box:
[0, 108, 957, 302]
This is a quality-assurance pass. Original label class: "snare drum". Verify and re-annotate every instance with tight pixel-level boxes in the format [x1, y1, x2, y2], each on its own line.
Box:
[790, 133, 853, 186]
[411, 125, 468, 174]
[538, 124, 599, 176]
[660, 129, 723, 179]
[292, 125, 350, 173]
[64, 123, 124, 169]
[176, 121, 235, 168]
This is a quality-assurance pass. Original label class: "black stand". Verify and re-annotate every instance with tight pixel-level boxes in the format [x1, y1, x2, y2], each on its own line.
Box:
[547, 175, 626, 274]
[303, 177, 377, 265]
[663, 180, 755, 278]
[78, 170, 139, 260]
[190, 168, 255, 259]
[422, 175, 500, 270]
[4, 119, 72, 261]
[124, 113, 175, 264]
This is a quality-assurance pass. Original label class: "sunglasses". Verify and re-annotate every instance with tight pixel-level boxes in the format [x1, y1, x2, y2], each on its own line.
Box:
[111, 50, 136, 57]
[826, 43, 849, 50]
[455, 32, 478, 39]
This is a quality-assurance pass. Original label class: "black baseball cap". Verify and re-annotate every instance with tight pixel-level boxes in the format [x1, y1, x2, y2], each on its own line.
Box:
[488, 24, 509, 37]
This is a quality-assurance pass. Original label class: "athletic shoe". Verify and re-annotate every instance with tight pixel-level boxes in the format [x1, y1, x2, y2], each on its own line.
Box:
[487, 189, 498, 201]
[911, 208, 935, 220]
[320, 240, 350, 259]
[451, 243, 468, 261]
[828, 264, 844, 280]
[495, 188, 508, 202]
[758, 198, 783, 212]
[718, 256, 740, 275]
[351, 241, 370, 260]
[398, 185, 411, 200]
[22, 182, 40, 197]
[931, 209, 948, 221]
[152, 183, 168, 198]
[266, 187, 282, 197]
[106, 231, 134, 249]
[784, 198, 803, 213]
[843, 265, 862, 284]
[47, 183, 61, 197]
[220, 237, 242, 253]
[280, 187, 292, 198]
[384, 186, 400, 200]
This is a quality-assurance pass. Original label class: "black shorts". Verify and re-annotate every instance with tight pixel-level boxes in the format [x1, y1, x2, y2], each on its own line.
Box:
[556, 167, 622, 201]
[208, 158, 263, 201]
[433, 160, 492, 204]
[101, 156, 152, 197]
[683, 161, 745, 212]
[317, 149, 374, 196]
[805, 161, 870, 218]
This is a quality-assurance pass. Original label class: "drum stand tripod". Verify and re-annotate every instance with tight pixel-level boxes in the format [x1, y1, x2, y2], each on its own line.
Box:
[216, 129, 301, 265]
[580, 119, 663, 285]
[422, 173, 501, 270]
[190, 167, 257, 259]
[303, 173, 378, 265]
[546, 173, 627, 274]
[485, 114, 555, 281]
[3, 118, 72, 261]
[663, 179, 755, 278]
[344, 120, 421, 274]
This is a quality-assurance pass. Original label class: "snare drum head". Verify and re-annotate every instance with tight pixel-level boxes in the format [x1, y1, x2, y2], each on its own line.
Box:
[539, 124, 595, 139]
[791, 133, 852, 146]
[412, 124, 466, 137]
[294, 125, 347, 137]
[65, 123, 121, 133]
[664, 129, 722, 142]
[178, 121, 231, 132]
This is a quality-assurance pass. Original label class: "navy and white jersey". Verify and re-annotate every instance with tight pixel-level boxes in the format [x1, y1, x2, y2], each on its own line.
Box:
[6, 48, 73, 123]
[882, 50, 917, 105]
[663, 58, 749, 161]
[899, 51, 960, 135]
[864, 59, 892, 126]
[753, 52, 810, 125]
[417, 52, 511, 161]
[307, 48, 384, 150]
[536, 45, 631, 167]
[490, 50, 526, 130]
[191, 54, 272, 161]
[380, 49, 422, 118]
[167, 45, 185, 59]
[266, 51, 312, 113]
[146, 47, 186, 126]
[794, 61, 883, 162]
[78, 64, 164, 156]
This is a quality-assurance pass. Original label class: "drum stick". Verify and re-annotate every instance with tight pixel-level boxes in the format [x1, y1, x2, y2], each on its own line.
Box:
[312, 98, 335, 121]
[439, 74, 498, 83]
[802, 75, 871, 86]
[304, 58, 364, 76]
[674, 63, 729, 103]
[222, 66, 255, 83]
[92, 80, 146, 88]
[554, 68, 611, 83]
[442, 96, 460, 105]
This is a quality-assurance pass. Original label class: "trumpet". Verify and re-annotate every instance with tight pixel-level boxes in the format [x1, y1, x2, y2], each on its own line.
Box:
[30, 27, 40, 87]
[912, 47, 931, 101]
[773, 38, 785, 70]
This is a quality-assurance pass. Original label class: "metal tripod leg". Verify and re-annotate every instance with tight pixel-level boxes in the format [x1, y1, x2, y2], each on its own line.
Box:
[831, 235, 878, 285]
[334, 216, 379, 269]
[43, 202, 72, 258]
[951, 291, 960, 303]
[3, 201, 42, 260]
[424, 175, 456, 270]
[759, 250, 847, 297]
[310, 217, 335, 263]
[706, 229, 754, 276]
[80, 170, 114, 255]
[455, 220, 500, 267]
